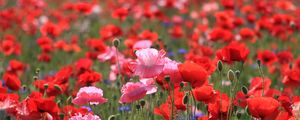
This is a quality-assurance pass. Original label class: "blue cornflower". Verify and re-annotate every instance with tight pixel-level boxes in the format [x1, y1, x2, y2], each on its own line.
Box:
[178, 48, 187, 54]
[118, 105, 131, 112]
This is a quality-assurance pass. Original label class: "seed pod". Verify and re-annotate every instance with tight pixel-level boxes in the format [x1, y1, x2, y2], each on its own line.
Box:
[33, 76, 38, 81]
[136, 104, 141, 110]
[235, 70, 241, 79]
[180, 82, 184, 88]
[21, 85, 27, 92]
[56, 100, 61, 106]
[66, 96, 72, 104]
[54, 84, 62, 92]
[242, 86, 248, 95]
[274, 95, 279, 99]
[140, 100, 146, 107]
[113, 38, 120, 47]
[183, 93, 189, 104]
[227, 70, 235, 81]
[43, 84, 49, 89]
[108, 115, 116, 120]
[35, 68, 40, 74]
[217, 60, 223, 72]
[290, 21, 296, 28]
[256, 59, 261, 67]
[165, 76, 170, 83]
[113, 95, 117, 100]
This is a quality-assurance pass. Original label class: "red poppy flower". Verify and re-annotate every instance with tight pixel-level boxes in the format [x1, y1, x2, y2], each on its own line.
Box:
[77, 71, 102, 86]
[15, 92, 60, 120]
[7, 59, 26, 74]
[139, 30, 159, 41]
[248, 77, 272, 96]
[247, 97, 280, 119]
[208, 92, 230, 119]
[185, 55, 216, 74]
[74, 2, 93, 15]
[239, 28, 256, 42]
[99, 24, 122, 41]
[40, 22, 62, 37]
[85, 38, 107, 53]
[154, 101, 177, 120]
[112, 7, 129, 21]
[2, 72, 21, 91]
[37, 53, 51, 62]
[193, 85, 216, 103]
[257, 50, 277, 66]
[75, 58, 92, 73]
[282, 69, 300, 87]
[0, 93, 19, 112]
[169, 25, 183, 38]
[167, 88, 186, 110]
[178, 61, 208, 88]
[216, 41, 249, 63]
[0, 35, 21, 56]
[208, 27, 233, 42]
[277, 51, 293, 65]
[234, 91, 248, 107]
[36, 37, 53, 53]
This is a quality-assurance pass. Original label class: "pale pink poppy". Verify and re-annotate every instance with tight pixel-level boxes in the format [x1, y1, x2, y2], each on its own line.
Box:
[109, 65, 118, 81]
[70, 113, 101, 120]
[119, 82, 147, 103]
[98, 47, 124, 62]
[72, 86, 108, 105]
[130, 48, 166, 78]
[133, 40, 152, 50]
[108, 58, 133, 81]
[140, 78, 157, 94]
[202, 2, 219, 13]
[162, 58, 183, 87]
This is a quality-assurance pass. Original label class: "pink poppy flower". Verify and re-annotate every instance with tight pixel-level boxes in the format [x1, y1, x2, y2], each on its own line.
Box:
[72, 86, 108, 105]
[70, 113, 101, 120]
[162, 58, 183, 86]
[108, 58, 133, 81]
[133, 40, 152, 50]
[109, 65, 118, 81]
[130, 48, 166, 78]
[140, 78, 157, 94]
[202, 2, 219, 12]
[97, 47, 124, 62]
[119, 82, 148, 103]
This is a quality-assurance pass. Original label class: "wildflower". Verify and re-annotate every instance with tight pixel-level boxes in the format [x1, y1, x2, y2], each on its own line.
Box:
[72, 86, 108, 105]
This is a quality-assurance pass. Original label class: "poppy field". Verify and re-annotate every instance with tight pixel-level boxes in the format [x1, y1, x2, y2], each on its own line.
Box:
[1, 0, 300, 120]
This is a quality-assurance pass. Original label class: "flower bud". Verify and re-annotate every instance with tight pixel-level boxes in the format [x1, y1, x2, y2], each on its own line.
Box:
[256, 59, 261, 67]
[235, 70, 241, 79]
[227, 70, 235, 81]
[183, 93, 189, 104]
[242, 86, 248, 95]
[113, 38, 120, 47]
[217, 60, 223, 72]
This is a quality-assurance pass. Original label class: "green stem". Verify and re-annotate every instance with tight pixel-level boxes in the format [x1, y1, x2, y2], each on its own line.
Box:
[258, 66, 265, 96]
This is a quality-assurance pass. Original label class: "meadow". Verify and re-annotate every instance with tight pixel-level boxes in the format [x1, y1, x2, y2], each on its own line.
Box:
[0, 0, 300, 120]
